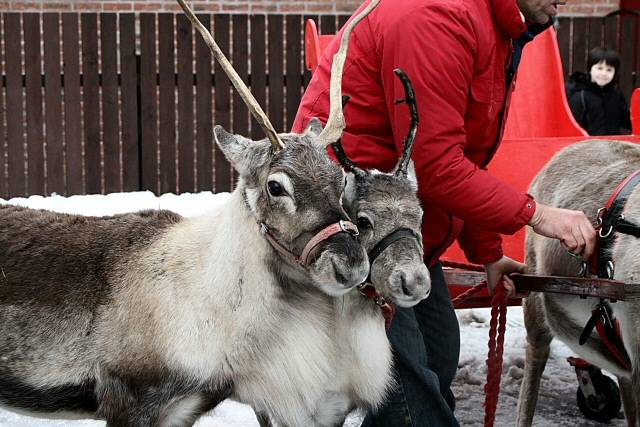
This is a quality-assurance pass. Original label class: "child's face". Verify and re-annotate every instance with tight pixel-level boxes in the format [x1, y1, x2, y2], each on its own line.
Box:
[589, 60, 615, 87]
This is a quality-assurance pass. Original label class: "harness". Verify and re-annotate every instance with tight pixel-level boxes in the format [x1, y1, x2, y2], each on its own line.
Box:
[261, 220, 359, 267]
[580, 169, 640, 371]
[358, 228, 422, 331]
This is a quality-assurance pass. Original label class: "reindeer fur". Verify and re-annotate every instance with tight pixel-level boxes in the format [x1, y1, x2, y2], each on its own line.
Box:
[0, 125, 371, 427]
[517, 139, 640, 426]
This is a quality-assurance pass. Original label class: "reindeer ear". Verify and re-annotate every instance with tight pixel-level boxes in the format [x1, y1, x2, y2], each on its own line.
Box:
[406, 160, 418, 192]
[305, 118, 324, 137]
[343, 172, 358, 208]
[214, 125, 270, 176]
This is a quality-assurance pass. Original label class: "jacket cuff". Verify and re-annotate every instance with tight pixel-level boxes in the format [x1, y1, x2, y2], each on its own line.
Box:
[505, 194, 536, 234]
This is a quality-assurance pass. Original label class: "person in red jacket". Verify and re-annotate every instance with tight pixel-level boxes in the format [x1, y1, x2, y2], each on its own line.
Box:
[293, 0, 596, 425]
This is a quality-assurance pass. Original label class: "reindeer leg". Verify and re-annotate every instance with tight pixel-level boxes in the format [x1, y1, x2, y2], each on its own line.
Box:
[255, 411, 275, 427]
[95, 373, 143, 427]
[618, 376, 637, 426]
[97, 371, 229, 427]
[332, 415, 348, 427]
[516, 294, 554, 427]
[632, 367, 640, 427]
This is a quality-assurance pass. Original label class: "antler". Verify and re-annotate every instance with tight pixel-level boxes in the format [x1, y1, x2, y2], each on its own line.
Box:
[332, 95, 368, 178]
[176, 0, 285, 151]
[392, 68, 419, 177]
[317, 0, 381, 147]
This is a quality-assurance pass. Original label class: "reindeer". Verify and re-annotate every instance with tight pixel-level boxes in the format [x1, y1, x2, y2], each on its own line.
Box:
[517, 139, 640, 426]
[254, 67, 431, 427]
[0, 1, 386, 426]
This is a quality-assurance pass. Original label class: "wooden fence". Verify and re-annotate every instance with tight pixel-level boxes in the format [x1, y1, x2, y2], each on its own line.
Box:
[0, 12, 638, 198]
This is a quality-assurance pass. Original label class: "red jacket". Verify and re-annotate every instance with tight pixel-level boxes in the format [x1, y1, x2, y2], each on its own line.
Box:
[292, 0, 536, 266]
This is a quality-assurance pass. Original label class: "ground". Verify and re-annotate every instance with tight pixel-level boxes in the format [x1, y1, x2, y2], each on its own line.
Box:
[0, 192, 627, 427]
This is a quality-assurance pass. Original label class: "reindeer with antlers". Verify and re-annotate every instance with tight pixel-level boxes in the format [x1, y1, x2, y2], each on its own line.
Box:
[0, 1, 388, 426]
[254, 68, 431, 427]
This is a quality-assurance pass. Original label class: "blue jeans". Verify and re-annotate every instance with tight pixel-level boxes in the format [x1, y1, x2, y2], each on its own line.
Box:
[361, 263, 460, 427]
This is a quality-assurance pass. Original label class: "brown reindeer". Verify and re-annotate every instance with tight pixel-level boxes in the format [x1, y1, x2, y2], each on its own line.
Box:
[517, 139, 640, 426]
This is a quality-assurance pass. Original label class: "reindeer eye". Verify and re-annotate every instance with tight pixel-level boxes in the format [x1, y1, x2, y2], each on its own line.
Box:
[267, 180, 285, 197]
[357, 216, 373, 230]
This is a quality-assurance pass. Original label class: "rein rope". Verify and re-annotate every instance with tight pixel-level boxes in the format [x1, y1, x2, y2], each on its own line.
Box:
[441, 259, 507, 427]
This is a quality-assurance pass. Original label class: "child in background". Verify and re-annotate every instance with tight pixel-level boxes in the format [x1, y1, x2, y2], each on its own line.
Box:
[568, 47, 632, 135]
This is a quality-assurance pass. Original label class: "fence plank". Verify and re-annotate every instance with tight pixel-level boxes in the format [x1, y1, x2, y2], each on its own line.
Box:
[250, 15, 266, 141]
[195, 13, 212, 192]
[81, 14, 101, 194]
[618, 15, 635, 102]
[214, 14, 231, 193]
[101, 13, 120, 194]
[0, 15, 6, 198]
[43, 13, 64, 196]
[24, 13, 45, 196]
[338, 14, 350, 30]
[233, 14, 249, 137]
[4, 13, 26, 197]
[140, 13, 158, 194]
[302, 14, 319, 88]
[268, 15, 284, 133]
[571, 18, 588, 76]
[62, 13, 82, 195]
[556, 17, 571, 77]
[231, 14, 249, 188]
[587, 17, 603, 53]
[286, 15, 302, 131]
[159, 13, 176, 194]
[603, 14, 618, 51]
[120, 14, 139, 192]
[177, 14, 194, 193]
[634, 17, 640, 91]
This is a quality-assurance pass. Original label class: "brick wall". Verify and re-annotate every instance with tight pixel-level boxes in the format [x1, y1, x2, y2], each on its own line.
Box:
[558, 0, 621, 16]
[0, 0, 361, 13]
[0, 0, 624, 16]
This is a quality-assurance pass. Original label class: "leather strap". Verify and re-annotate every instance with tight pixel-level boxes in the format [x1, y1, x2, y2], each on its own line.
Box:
[590, 169, 640, 278]
[368, 228, 420, 265]
[262, 220, 359, 268]
[300, 220, 359, 266]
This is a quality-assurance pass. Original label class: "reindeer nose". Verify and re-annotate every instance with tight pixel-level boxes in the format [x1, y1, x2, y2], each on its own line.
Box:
[395, 267, 431, 301]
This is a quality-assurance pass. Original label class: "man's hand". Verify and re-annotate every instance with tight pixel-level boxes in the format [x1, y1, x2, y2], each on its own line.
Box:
[528, 203, 597, 260]
[484, 256, 527, 298]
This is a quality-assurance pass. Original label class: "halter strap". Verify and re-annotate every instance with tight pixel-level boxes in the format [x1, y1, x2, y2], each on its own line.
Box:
[261, 220, 359, 268]
[590, 168, 640, 279]
[578, 169, 640, 372]
[368, 228, 420, 265]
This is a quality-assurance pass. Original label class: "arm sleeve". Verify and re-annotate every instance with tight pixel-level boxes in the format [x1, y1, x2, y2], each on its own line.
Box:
[379, 4, 535, 235]
[620, 92, 632, 132]
[568, 91, 587, 129]
[457, 222, 503, 265]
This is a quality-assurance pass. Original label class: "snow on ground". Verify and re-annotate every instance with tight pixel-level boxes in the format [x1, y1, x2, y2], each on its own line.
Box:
[0, 192, 627, 427]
